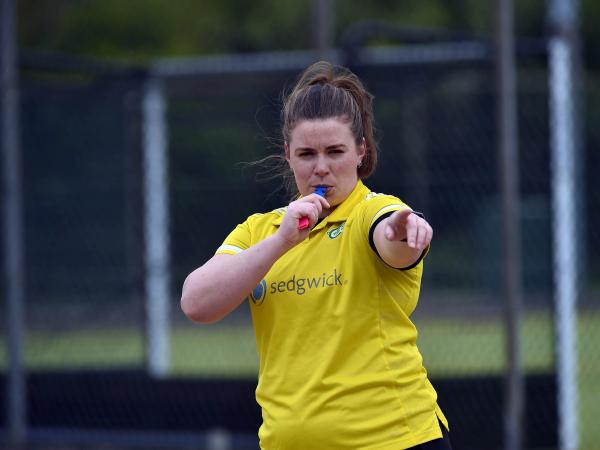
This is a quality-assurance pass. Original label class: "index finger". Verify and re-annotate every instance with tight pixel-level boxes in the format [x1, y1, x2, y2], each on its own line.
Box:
[389, 208, 413, 226]
[304, 192, 330, 210]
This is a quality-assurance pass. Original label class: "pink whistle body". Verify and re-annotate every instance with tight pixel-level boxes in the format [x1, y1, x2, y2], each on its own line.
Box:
[298, 186, 327, 230]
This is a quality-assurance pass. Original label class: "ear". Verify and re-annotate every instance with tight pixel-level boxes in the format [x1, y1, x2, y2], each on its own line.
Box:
[358, 137, 367, 163]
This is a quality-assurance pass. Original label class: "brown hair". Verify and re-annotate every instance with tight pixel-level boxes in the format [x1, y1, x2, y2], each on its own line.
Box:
[282, 61, 377, 179]
[251, 61, 378, 198]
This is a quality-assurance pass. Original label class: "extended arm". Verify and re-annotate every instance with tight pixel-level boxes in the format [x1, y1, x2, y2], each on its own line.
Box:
[373, 209, 433, 269]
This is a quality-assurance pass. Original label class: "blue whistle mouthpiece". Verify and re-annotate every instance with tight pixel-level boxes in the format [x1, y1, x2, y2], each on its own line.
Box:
[298, 186, 328, 230]
[315, 186, 327, 197]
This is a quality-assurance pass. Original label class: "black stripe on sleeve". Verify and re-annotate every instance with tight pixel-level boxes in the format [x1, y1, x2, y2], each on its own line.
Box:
[368, 210, 427, 271]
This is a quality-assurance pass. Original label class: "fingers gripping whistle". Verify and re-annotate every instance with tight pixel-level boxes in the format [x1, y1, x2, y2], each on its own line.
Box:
[298, 186, 327, 230]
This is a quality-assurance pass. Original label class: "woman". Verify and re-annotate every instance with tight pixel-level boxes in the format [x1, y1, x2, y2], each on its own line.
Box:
[181, 61, 452, 450]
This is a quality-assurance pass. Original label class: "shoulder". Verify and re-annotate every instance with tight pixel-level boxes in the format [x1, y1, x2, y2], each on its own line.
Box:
[344, 187, 411, 236]
[356, 189, 408, 219]
[219, 207, 287, 253]
[244, 206, 288, 229]
[363, 190, 402, 204]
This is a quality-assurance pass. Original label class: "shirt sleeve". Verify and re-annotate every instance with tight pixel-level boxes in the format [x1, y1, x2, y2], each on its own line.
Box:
[360, 193, 429, 270]
[360, 193, 410, 236]
[214, 214, 257, 255]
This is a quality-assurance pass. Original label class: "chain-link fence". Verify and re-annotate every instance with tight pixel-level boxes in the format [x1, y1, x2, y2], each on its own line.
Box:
[1, 45, 599, 449]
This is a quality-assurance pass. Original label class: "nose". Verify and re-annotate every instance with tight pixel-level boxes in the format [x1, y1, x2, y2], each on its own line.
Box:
[313, 154, 330, 176]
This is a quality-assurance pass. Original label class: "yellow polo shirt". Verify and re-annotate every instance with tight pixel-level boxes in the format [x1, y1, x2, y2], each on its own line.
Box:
[216, 180, 447, 450]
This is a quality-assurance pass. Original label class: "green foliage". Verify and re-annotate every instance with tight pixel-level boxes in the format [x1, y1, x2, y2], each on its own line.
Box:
[18, 0, 311, 60]
[6, 1, 510, 56]
[17, 0, 600, 68]
[336, 0, 491, 35]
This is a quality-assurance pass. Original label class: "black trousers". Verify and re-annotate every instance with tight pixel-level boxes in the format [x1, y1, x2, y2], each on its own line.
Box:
[406, 423, 453, 450]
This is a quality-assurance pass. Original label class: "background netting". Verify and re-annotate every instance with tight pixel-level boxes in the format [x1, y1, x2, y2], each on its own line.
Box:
[1, 52, 599, 449]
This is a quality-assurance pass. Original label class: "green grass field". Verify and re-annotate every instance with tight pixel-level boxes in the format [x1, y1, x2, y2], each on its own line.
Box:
[1, 311, 598, 449]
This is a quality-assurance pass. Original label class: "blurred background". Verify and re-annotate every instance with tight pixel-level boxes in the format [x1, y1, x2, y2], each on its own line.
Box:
[1, 0, 599, 449]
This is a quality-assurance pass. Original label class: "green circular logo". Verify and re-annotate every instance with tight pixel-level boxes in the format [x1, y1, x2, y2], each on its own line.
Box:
[327, 223, 345, 239]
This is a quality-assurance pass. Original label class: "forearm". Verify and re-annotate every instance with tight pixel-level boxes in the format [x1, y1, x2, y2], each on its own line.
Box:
[374, 217, 426, 269]
[181, 233, 292, 323]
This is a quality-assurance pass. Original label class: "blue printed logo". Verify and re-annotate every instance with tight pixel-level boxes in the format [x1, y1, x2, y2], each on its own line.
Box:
[249, 269, 347, 305]
[250, 279, 267, 305]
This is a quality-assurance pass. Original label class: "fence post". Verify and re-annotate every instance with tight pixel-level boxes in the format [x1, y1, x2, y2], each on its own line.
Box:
[142, 77, 171, 378]
[548, 0, 582, 449]
[1, 0, 27, 447]
[312, 0, 334, 59]
[496, 0, 524, 449]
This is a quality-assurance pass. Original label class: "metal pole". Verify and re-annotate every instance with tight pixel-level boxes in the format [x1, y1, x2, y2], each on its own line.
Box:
[1, 0, 27, 447]
[142, 77, 171, 378]
[496, 0, 524, 449]
[547, 0, 581, 449]
[313, 0, 334, 59]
